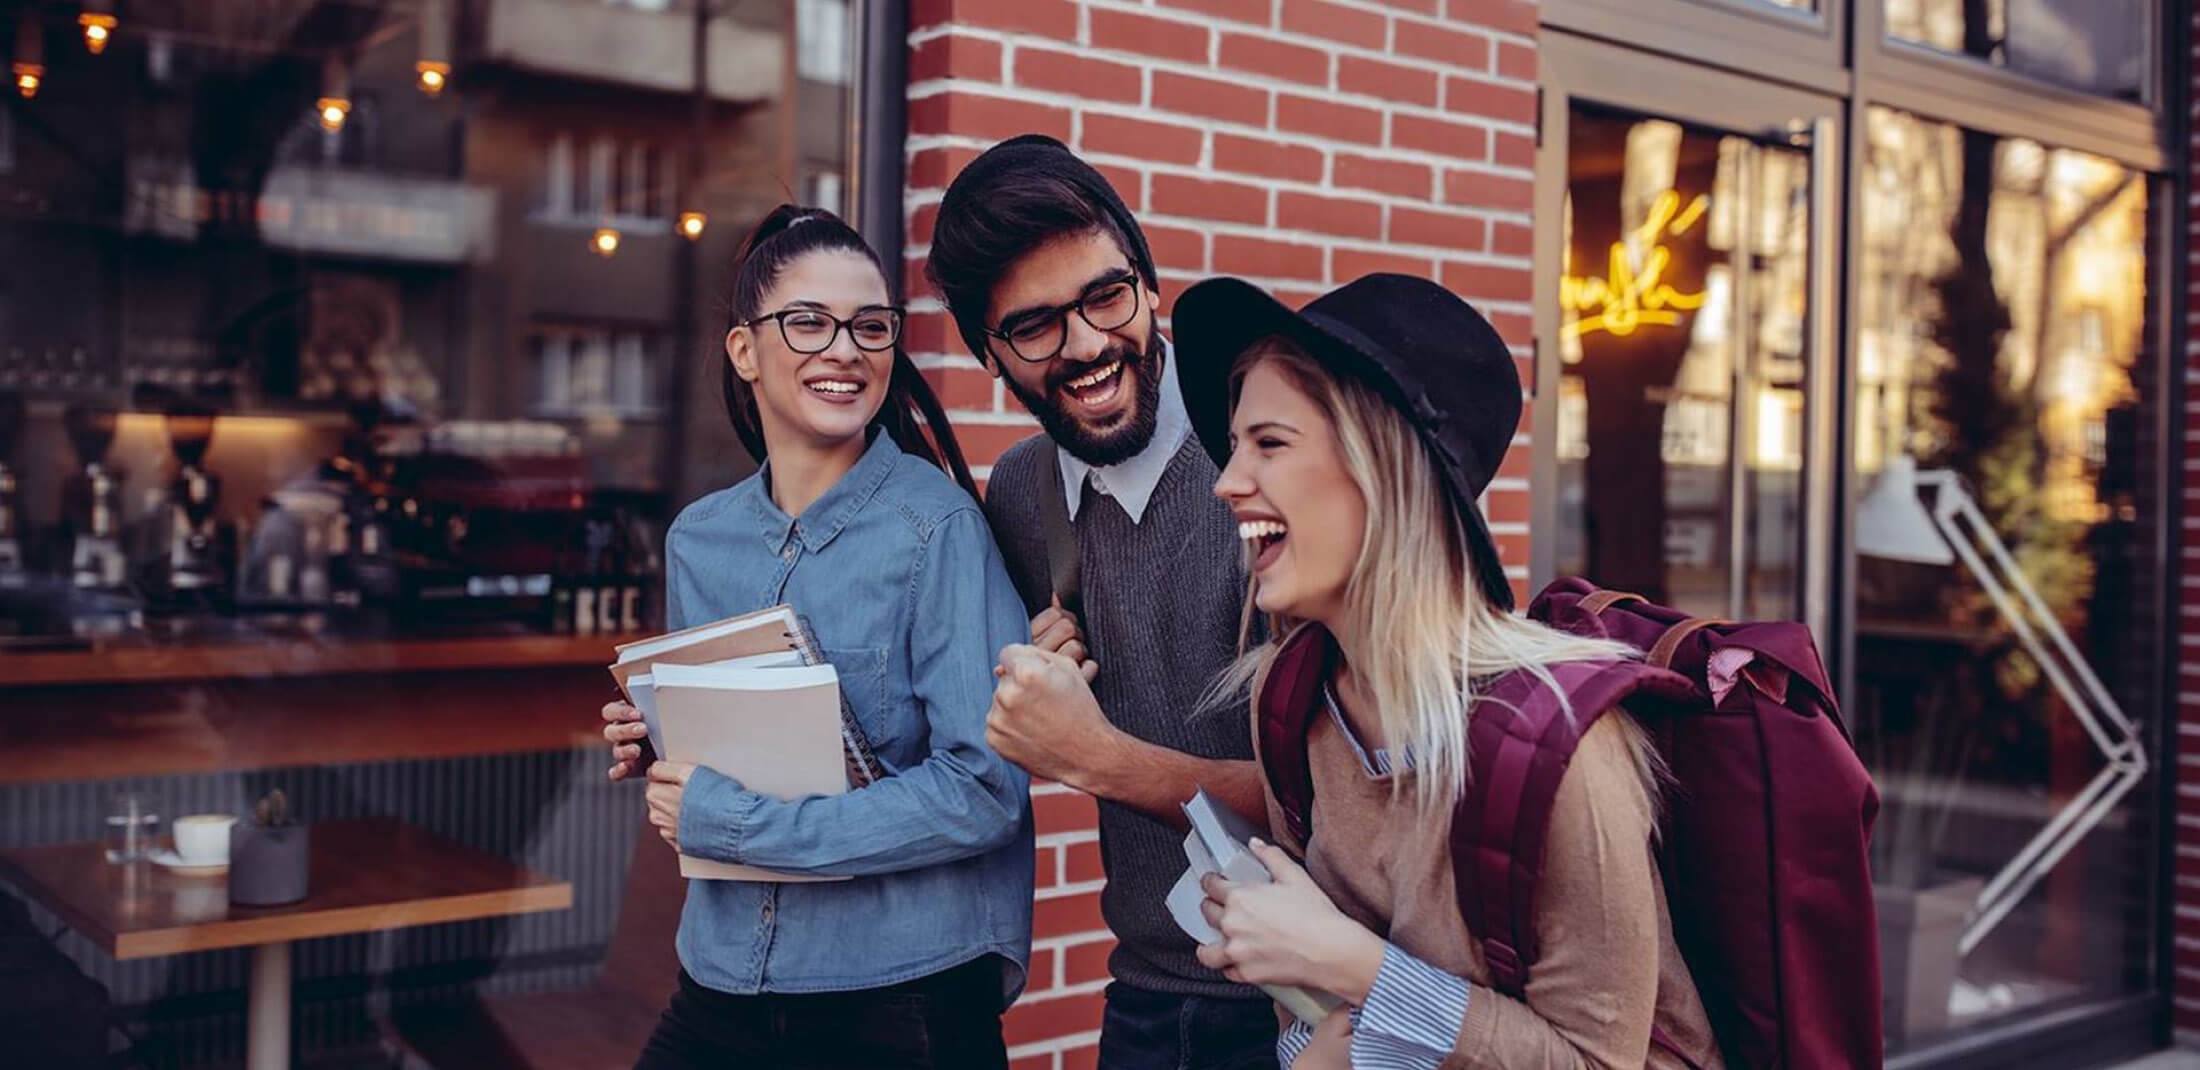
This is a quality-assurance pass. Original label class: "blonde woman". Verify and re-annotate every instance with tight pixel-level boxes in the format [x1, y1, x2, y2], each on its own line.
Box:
[1172, 274, 1723, 1070]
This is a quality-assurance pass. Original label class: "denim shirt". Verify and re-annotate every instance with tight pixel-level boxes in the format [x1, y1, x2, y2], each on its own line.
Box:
[663, 431, 1035, 1004]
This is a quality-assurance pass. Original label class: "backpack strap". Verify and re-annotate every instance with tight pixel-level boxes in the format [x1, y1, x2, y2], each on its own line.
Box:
[1457, 659, 1697, 997]
[1040, 438, 1082, 616]
[1253, 623, 1339, 846]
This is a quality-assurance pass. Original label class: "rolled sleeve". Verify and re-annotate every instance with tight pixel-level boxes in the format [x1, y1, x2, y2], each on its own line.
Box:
[692, 508, 1032, 876]
[1349, 943, 1473, 1070]
[1277, 1017, 1316, 1068]
[674, 764, 762, 864]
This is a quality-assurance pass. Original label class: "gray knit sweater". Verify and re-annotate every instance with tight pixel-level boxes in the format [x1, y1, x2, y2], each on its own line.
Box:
[983, 432, 1261, 999]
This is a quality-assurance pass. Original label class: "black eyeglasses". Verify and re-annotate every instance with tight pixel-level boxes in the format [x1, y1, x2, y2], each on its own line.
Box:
[983, 270, 1143, 363]
[741, 306, 905, 354]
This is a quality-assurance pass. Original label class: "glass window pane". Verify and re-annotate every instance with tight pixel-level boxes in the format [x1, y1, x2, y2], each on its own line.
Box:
[1854, 104, 2157, 1054]
[1554, 105, 1814, 622]
[1883, 0, 2150, 101]
[0, 0, 858, 1061]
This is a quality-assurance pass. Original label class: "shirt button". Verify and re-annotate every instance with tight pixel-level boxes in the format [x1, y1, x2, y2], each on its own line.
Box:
[781, 545, 796, 563]
[761, 903, 774, 923]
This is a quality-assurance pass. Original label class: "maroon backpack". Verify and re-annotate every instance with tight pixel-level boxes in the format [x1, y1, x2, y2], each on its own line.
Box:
[1258, 576, 1883, 1068]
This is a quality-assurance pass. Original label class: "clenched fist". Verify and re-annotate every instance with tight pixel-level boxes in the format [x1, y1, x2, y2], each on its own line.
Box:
[987, 643, 1123, 786]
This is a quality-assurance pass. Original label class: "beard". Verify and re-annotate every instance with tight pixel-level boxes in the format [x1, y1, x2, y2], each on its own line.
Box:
[1001, 325, 1166, 468]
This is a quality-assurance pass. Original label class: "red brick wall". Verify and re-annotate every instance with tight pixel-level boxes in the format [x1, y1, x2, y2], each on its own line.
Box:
[903, 0, 1541, 1063]
[2177, 0, 2200, 1045]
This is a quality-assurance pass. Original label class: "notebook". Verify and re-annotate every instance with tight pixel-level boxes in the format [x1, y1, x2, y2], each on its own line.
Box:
[651, 661, 851, 882]
[1166, 789, 1345, 1024]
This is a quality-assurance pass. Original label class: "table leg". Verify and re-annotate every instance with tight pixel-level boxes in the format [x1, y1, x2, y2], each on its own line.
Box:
[247, 940, 291, 1070]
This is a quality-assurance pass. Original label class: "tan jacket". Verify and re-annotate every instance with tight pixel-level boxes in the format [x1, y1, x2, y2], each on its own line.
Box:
[1257, 705, 1724, 1070]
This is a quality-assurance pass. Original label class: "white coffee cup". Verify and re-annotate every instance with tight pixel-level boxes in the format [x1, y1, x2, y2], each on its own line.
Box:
[173, 814, 238, 865]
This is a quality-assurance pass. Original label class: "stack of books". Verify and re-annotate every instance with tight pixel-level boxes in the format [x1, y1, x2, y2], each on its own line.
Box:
[610, 606, 887, 881]
[1166, 789, 1345, 1024]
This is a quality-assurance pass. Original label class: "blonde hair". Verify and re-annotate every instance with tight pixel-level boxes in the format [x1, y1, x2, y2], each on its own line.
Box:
[1211, 339, 1661, 814]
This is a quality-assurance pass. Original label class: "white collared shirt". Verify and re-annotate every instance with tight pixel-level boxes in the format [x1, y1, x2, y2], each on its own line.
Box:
[1056, 339, 1191, 525]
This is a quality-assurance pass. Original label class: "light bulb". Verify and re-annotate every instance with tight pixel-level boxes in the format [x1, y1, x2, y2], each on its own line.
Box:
[416, 61, 448, 96]
[591, 227, 620, 257]
[79, 14, 115, 55]
[317, 97, 350, 132]
[12, 65, 38, 99]
[678, 211, 706, 240]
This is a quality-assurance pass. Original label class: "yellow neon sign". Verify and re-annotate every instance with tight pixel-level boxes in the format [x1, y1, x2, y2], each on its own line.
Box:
[1561, 189, 1711, 340]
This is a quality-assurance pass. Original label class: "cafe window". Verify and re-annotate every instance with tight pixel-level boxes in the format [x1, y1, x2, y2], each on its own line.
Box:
[1552, 103, 1815, 623]
[1881, 0, 2151, 101]
[1852, 104, 2157, 1055]
[0, 0, 859, 1065]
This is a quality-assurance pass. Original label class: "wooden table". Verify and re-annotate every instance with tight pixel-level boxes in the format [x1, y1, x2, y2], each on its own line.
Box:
[0, 817, 573, 1070]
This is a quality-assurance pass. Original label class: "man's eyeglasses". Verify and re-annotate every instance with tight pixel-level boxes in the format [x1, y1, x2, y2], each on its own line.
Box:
[741, 307, 905, 354]
[983, 271, 1143, 364]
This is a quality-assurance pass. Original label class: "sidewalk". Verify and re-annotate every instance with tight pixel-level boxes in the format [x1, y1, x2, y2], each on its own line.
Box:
[2110, 1052, 2200, 1069]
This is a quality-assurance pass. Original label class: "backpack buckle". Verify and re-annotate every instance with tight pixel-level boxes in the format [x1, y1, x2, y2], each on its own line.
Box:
[1483, 940, 1524, 989]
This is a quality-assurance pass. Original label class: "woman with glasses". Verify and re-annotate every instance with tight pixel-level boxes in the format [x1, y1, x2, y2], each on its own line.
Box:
[599, 205, 1035, 1069]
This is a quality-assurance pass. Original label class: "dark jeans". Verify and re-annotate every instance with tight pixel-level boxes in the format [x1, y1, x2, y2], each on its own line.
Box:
[634, 956, 1008, 1070]
[1096, 982, 1281, 1070]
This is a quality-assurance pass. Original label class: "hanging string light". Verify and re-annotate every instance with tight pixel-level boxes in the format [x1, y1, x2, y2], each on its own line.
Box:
[14, 12, 43, 99]
[415, 0, 450, 96]
[591, 226, 621, 257]
[78, 1, 115, 55]
[316, 55, 351, 132]
[678, 211, 707, 240]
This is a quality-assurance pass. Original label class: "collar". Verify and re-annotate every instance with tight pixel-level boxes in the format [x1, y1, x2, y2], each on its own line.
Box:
[749, 430, 902, 555]
[1057, 338, 1191, 524]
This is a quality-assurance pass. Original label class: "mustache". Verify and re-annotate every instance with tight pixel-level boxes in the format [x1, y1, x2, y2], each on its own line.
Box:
[1045, 340, 1148, 393]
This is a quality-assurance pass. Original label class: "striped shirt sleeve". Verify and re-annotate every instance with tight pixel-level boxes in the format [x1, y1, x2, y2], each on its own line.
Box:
[1350, 942, 1473, 1069]
[1276, 1016, 1316, 1068]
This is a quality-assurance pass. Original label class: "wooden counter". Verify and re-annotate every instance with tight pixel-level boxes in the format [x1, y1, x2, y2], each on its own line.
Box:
[3, 634, 614, 689]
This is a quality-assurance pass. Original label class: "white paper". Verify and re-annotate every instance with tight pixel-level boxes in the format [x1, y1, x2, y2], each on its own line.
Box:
[628, 673, 663, 757]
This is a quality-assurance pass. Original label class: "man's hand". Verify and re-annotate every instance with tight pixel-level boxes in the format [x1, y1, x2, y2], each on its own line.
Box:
[1029, 596, 1100, 683]
[988, 644, 1124, 786]
[645, 761, 697, 851]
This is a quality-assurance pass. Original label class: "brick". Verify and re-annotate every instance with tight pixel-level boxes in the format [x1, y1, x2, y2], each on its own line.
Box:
[1093, 164, 1146, 211]
[1082, 114, 1206, 166]
[1025, 946, 1059, 991]
[1013, 48, 1143, 104]
[908, 145, 983, 191]
[1445, 75, 1536, 126]
[1216, 235, 1327, 281]
[1497, 39, 1536, 80]
[910, 202, 941, 246]
[1159, 0, 1273, 24]
[902, 309, 955, 352]
[1443, 260, 1533, 303]
[908, 92, 1073, 142]
[1393, 113, 1492, 160]
[1337, 55, 1440, 107]
[955, 421, 1043, 467]
[1152, 174, 1270, 226]
[1065, 839, 1106, 884]
[1276, 94, 1384, 146]
[1153, 71, 1271, 128]
[1491, 219, 1532, 257]
[1334, 152, 1434, 199]
[1062, 1043, 1101, 1070]
[1445, 0, 1538, 36]
[924, 365, 998, 410]
[1390, 205, 1488, 251]
[1035, 790, 1099, 835]
[1281, 0, 1388, 49]
[1335, 246, 1436, 281]
[1033, 888, 1106, 937]
[1214, 133, 1325, 183]
[1278, 191, 1383, 239]
[1397, 22, 1492, 70]
[1367, 0, 1440, 11]
[1219, 33, 1331, 88]
[1493, 129, 1534, 168]
[1497, 442, 1532, 479]
[1003, 989, 1107, 1047]
[1090, 8, 1214, 65]
[1064, 938, 1116, 985]
[1144, 223, 1208, 274]
[1443, 167, 1533, 213]
[910, 0, 1077, 40]
[1495, 531, 1530, 567]
[910, 33, 1003, 83]
[1034, 844, 1060, 889]
[1010, 1055, 1053, 1070]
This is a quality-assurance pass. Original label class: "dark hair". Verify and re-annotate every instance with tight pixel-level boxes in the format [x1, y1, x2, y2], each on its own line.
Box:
[923, 135, 1157, 368]
[724, 204, 978, 500]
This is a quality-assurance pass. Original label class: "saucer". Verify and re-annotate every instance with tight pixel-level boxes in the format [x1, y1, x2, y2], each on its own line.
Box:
[148, 847, 228, 876]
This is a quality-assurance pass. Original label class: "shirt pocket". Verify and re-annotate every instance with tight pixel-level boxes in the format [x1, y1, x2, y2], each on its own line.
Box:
[822, 645, 902, 762]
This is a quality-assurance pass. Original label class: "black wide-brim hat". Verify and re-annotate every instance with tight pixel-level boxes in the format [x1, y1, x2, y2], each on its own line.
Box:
[1173, 273, 1520, 611]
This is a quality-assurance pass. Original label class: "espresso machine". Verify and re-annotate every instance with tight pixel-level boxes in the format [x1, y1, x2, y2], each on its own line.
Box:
[62, 403, 127, 590]
[0, 393, 25, 583]
[160, 402, 227, 596]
